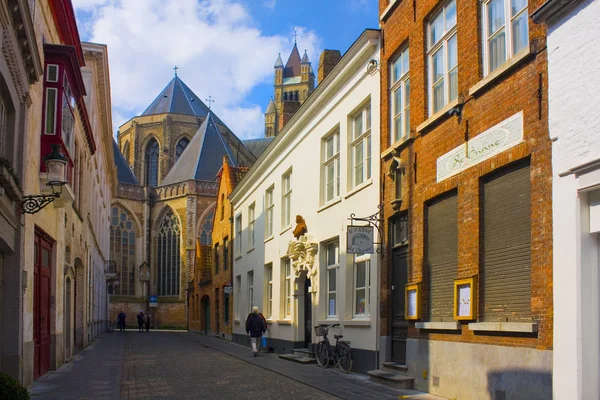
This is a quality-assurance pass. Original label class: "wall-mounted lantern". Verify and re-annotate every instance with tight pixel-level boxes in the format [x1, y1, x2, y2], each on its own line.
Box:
[21, 144, 68, 214]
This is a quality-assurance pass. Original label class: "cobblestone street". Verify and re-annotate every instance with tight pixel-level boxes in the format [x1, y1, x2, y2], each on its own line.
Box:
[28, 331, 442, 400]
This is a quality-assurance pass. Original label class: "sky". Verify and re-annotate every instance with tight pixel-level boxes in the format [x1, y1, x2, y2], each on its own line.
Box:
[72, 0, 379, 140]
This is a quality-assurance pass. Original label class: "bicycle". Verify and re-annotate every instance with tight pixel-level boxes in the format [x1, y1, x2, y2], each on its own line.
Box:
[314, 324, 353, 373]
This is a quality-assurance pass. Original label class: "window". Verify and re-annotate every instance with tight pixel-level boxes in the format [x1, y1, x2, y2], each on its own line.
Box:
[110, 206, 136, 296]
[175, 137, 190, 161]
[235, 275, 241, 319]
[45, 88, 57, 135]
[265, 263, 273, 319]
[224, 292, 230, 324]
[395, 168, 403, 201]
[248, 203, 255, 248]
[61, 76, 75, 155]
[483, 0, 528, 76]
[199, 210, 214, 245]
[123, 141, 130, 164]
[326, 242, 339, 318]
[248, 271, 254, 312]
[322, 130, 340, 203]
[46, 64, 59, 82]
[282, 171, 292, 228]
[235, 215, 242, 255]
[428, 0, 457, 114]
[145, 139, 159, 187]
[350, 103, 372, 188]
[157, 208, 181, 296]
[353, 256, 370, 317]
[220, 194, 225, 221]
[390, 47, 410, 142]
[265, 186, 274, 238]
[223, 237, 229, 270]
[282, 258, 292, 318]
[214, 243, 219, 274]
[391, 213, 409, 246]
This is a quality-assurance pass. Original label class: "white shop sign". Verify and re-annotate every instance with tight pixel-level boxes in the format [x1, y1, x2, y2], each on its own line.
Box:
[437, 111, 524, 182]
[347, 226, 374, 254]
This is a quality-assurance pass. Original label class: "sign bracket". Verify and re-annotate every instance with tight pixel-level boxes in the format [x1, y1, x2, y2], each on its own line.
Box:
[348, 204, 384, 253]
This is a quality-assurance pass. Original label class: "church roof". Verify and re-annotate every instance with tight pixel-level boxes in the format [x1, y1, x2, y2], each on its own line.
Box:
[284, 44, 302, 78]
[243, 137, 275, 158]
[266, 98, 276, 114]
[142, 75, 215, 119]
[302, 49, 310, 63]
[161, 113, 250, 185]
[112, 140, 139, 185]
[274, 53, 283, 68]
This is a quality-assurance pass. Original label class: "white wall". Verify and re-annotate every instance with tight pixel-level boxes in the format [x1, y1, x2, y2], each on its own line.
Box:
[548, 1, 600, 398]
[232, 35, 380, 358]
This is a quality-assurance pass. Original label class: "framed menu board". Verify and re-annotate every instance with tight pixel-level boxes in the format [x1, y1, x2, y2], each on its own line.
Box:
[454, 276, 477, 320]
[405, 283, 421, 320]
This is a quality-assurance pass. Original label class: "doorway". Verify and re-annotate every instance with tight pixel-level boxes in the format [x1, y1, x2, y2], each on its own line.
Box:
[304, 277, 312, 348]
[34, 231, 52, 379]
[215, 288, 220, 335]
[65, 276, 72, 360]
[201, 295, 210, 334]
[391, 246, 408, 364]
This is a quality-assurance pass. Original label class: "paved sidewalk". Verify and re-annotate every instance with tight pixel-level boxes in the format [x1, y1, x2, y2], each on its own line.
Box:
[180, 332, 447, 400]
[29, 334, 125, 399]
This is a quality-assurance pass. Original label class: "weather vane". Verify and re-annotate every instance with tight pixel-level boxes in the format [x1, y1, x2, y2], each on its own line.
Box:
[206, 96, 215, 109]
[173, 65, 179, 76]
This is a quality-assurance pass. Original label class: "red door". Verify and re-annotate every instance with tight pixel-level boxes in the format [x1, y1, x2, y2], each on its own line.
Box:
[34, 231, 52, 379]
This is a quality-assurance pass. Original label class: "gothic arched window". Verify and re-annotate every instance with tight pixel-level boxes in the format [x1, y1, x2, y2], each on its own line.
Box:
[123, 141, 130, 164]
[145, 138, 159, 187]
[175, 137, 190, 161]
[110, 205, 136, 296]
[157, 208, 181, 296]
[200, 210, 214, 245]
[283, 92, 288, 101]
[294, 91, 299, 101]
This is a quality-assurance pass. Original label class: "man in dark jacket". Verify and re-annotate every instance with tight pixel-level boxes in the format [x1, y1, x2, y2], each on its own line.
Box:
[245, 306, 266, 356]
[117, 311, 126, 332]
[137, 311, 144, 332]
[145, 312, 150, 332]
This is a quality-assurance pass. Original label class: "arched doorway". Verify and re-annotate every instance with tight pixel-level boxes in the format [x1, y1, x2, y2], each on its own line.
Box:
[64, 276, 72, 360]
[73, 257, 85, 353]
[296, 272, 313, 349]
[201, 295, 210, 335]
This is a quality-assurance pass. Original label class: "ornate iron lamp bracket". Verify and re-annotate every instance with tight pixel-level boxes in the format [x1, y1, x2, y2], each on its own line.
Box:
[348, 204, 384, 253]
[21, 191, 60, 214]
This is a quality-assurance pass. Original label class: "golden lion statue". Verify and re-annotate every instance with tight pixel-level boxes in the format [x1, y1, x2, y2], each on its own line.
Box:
[293, 215, 307, 239]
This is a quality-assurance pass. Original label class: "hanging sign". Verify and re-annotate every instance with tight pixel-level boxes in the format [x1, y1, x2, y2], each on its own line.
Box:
[347, 226, 374, 254]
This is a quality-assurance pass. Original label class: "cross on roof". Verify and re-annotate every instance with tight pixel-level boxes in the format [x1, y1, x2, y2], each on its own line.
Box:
[293, 27, 298, 44]
[206, 96, 215, 109]
[173, 66, 179, 76]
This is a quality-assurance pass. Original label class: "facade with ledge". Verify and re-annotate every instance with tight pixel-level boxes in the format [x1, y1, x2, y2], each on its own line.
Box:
[231, 30, 381, 374]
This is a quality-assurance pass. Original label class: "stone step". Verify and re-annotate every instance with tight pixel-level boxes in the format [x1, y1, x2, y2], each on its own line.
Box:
[278, 353, 317, 364]
[367, 369, 414, 390]
[381, 361, 409, 374]
[292, 348, 311, 356]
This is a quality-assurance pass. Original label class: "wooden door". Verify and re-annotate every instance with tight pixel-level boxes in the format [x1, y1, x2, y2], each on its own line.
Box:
[34, 231, 52, 379]
[304, 278, 312, 348]
[391, 247, 408, 364]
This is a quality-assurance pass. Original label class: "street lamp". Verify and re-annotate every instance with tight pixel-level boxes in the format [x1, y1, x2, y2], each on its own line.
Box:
[21, 144, 68, 214]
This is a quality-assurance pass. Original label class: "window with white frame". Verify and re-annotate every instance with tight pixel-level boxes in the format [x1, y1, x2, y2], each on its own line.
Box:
[265, 263, 273, 319]
[235, 275, 241, 319]
[350, 103, 372, 188]
[235, 214, 242, 255]
[353, 256, 371, 317]
[282, 171, 292, 229]
[282, 258, 292, 318]
[248, 271, 254, 312]
[322, 130, 340, 203]
[428, 0, 457, 115]
[326, 241, 339, 318]
[390, 47, 410, 143]
[483, 0, 528, 76]
[265, 186, 274, 238]
[248, 203, 255, 249]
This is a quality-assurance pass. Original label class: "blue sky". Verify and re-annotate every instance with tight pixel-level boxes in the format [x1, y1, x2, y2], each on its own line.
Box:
[73, 0, 378, 139]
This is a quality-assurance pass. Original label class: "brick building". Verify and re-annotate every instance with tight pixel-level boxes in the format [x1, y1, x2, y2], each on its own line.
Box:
[376, 1, 553, 398]
[189, 156, 249, 339]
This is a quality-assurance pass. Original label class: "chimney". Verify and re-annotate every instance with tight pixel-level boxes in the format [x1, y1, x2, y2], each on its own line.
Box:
[318, 50, 342, 84]
[278, 101, 302, 131]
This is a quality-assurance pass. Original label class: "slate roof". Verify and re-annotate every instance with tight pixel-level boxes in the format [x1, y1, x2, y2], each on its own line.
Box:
[112, 140, 139, 185]
[284, 44, 302, 78]
[243, 137, 275, 158]
[266, 98, 276, 114]
[274, 53, 283, 68]
[161, 113, 251, 185]
[302, 50, 310, 63]
[142, 76, 221, 122]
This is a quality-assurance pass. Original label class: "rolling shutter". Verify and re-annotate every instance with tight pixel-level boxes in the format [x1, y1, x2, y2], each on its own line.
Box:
[426, 192, 458, 322]
[482, 162, 531, 322]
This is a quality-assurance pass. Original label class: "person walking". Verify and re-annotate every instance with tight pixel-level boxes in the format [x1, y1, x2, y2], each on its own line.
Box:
[117, 311, 126, 332]
[137, 310, 144, 332]
[245, 306, 266, 357]
[145, 311, 150, 332]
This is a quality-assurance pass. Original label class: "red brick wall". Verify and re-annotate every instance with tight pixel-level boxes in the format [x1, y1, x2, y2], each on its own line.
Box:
[379, 0, 552, 350]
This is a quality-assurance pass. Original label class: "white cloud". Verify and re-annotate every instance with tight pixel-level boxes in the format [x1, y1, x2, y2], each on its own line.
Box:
[73, 0, 322, 139]
[263, 0, 276, 9]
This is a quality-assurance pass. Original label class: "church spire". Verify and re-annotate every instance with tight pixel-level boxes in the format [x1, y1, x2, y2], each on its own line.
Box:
[301, 49, 310, 64]
[274, 53, 283, 68]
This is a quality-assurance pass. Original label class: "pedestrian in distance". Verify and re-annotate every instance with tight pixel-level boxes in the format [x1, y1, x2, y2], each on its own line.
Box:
[117, 310, 126, 332]
[145, 311, 150, 332]
[245, 306, 266, 357]
[137, 310, 144, 332]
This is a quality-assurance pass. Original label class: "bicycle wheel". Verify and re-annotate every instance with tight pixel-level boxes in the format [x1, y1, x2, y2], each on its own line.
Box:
[337, 343, 353, 373]
[315, 341, 330, 369]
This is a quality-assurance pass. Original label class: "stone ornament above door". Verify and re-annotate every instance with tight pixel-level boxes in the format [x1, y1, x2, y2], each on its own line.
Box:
[286, 234, 319, 295]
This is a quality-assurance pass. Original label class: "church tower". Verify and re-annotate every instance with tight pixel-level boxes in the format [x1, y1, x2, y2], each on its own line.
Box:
[265, 41, 315, 136]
